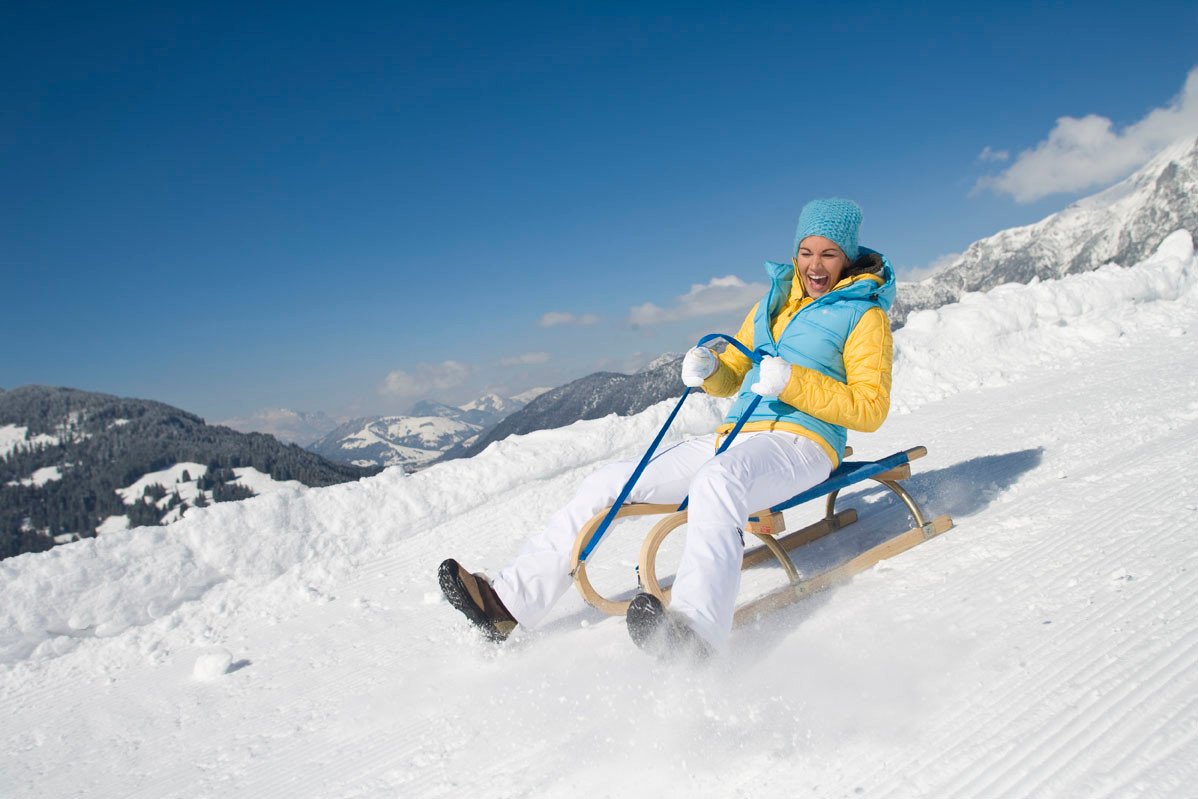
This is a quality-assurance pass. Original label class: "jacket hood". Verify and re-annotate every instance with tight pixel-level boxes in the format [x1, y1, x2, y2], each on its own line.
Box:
[764, 246, 896, 314]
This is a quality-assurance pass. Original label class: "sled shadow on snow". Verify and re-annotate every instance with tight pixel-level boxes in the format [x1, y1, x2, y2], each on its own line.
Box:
[539, 448, 1045, 645]
[735, 446, 1045, 656]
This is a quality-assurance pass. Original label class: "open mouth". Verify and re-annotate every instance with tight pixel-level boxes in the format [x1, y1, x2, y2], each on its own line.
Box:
[807, 274, 830, 291]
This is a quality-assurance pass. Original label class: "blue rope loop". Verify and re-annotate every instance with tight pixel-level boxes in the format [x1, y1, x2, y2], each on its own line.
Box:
[577, 333, 765, 563]
[696, 333, 759, 364]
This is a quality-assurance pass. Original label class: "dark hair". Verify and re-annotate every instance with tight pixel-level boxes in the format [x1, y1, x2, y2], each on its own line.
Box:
[843, 252, 885, 279]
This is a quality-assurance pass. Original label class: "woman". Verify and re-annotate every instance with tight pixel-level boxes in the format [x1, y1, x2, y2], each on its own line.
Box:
[440, 198, 895, 659]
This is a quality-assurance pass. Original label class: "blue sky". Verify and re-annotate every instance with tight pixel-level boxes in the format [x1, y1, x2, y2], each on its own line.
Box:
[3, 1, 1197, 425]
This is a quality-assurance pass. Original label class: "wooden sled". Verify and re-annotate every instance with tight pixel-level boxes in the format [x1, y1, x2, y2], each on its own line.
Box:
[569, 445, 954, 624]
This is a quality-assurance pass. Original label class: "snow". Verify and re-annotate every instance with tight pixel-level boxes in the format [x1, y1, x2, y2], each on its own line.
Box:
[96, 515, 131, 534]
[230, 467, 305, 495]
[191, 648, 233, 681]
[379, 416, 472, 448]
[893, 229, 1196, 412]
[1, 232, 1197, 797]
[458, 392, 508, 413]
[330, 415, 475, 467]
[0, 425, 60, 458]
[7, 465, 63, 488]
[0, 425, 25, 458]
[115, 462, 209, 505]
[114, 464, 300, 517]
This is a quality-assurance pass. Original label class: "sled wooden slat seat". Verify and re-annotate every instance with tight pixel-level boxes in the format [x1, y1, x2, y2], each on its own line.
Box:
[570, 444, 953, 619]
[766, 446, 925, 515]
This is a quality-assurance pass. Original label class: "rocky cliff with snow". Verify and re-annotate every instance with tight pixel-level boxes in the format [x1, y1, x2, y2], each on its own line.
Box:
[891, 135, 1198, 325]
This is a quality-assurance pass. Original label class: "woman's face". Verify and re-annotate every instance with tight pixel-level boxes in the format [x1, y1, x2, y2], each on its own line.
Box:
[795, 235, 849, 298]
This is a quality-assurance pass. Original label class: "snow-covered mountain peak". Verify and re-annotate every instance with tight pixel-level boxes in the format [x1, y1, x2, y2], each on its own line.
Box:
[308, 391, 543, 470]
[1066, 134, 1198, 213]
[640, 352, 683, 372]
[892, 133, 1198, 324]
[459, 393, 513, 415]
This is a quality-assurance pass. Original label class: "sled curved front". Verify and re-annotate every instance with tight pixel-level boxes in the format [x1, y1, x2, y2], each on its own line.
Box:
[636, 506, 852, 604]
[635, 510, 687, 604]
[569, 502, 677, 615]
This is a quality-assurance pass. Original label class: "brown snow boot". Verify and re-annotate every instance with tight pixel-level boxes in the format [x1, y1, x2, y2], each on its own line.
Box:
[438, 558, 518, 642]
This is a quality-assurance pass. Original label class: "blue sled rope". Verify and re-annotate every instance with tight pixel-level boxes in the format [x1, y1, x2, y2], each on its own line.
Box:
[577, 334, 763, 563]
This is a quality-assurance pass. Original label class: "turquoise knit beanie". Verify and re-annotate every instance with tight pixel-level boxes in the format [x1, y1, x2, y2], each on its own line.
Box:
[793, 198, 862, 261]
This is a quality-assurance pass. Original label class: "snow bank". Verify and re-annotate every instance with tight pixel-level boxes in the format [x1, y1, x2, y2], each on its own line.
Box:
[892, 229, 1195, 412]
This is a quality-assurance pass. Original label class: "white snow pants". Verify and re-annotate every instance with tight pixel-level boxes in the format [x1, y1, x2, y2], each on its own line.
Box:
[492, 431, 832, 651]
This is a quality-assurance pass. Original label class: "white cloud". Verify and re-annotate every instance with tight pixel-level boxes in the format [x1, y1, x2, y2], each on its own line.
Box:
[901, 252, 962, 283]
[977, 146, 1009, 162]
[379, 360, 472, 398]
[539, 311, 600, 327]
[629, 275, 766, 326]
[500, 352, 550, 366]
[977, 67, 1198, 202]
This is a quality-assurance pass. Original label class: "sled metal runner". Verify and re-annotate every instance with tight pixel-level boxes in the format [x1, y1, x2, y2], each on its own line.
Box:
[568, 332, 954, 622]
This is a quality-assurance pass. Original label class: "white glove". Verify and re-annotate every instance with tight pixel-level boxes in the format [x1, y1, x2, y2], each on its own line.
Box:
[750, 355, 793, 396]
[681, 347, 718, 387]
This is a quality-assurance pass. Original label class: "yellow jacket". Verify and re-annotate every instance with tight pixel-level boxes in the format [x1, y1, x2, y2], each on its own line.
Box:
[701, 271, 893, 466]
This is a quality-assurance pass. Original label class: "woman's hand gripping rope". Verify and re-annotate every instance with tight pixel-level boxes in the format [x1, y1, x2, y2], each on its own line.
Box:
[749, 355, 792, 396]
[681, 347, 718, 387]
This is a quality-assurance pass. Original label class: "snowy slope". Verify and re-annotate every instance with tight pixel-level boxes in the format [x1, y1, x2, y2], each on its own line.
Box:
[0, 425, 60, 458]
[2, 232, 1197, 798]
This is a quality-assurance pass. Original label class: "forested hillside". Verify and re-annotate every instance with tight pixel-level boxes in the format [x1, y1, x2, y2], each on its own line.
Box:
[0, 386, 377, 559]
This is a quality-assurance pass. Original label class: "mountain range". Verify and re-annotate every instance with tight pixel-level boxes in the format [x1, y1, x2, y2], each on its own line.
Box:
[307, 391, 549, 471]
[890, 134, 1198, 325]
[438, 354, 685, 462]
